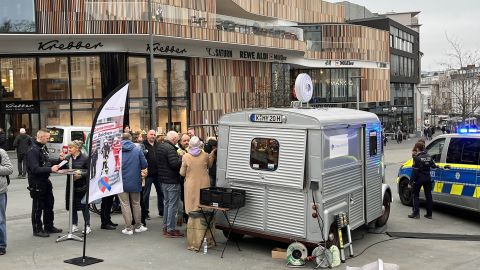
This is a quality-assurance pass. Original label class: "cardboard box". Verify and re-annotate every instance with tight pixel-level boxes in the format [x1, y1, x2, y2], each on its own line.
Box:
[271, 248, 287, 259]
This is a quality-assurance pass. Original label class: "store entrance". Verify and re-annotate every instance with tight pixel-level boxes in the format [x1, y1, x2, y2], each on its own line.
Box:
[4, 113, 39, 150]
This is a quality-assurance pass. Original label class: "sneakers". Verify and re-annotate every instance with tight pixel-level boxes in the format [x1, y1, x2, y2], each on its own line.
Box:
[33, 231, 50, 237]
[424, 214, 432, 219]
[121, 228, 134, 235]
[82, 226, 92, 234]
[135, 225, 148, 233]
[0, 248, 5, 255]
[72, 225, 79, 233]
[45, 227, 63, 234]
[408, 213, 420, 219]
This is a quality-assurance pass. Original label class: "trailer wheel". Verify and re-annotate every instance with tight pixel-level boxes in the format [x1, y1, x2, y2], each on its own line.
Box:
[376, 192, 391, 227]
[399, 178, 413, 206]
[222, 230, 244, 241]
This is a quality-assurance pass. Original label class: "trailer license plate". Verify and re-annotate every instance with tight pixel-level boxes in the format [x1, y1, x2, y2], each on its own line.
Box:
[250, 114, 283, 123]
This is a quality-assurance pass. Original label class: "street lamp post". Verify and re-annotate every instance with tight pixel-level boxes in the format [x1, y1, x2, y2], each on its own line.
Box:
[148, 0, 156, 130]
[350, 75, 363, 110]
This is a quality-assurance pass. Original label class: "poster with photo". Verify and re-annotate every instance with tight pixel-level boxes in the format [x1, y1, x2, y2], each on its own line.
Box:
[88, 82, 129, 203]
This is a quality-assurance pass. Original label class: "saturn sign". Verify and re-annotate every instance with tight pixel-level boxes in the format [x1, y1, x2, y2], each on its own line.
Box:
[294, 73, 313, 103]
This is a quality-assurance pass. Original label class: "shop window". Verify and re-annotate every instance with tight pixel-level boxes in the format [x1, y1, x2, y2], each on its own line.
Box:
[129, 99, 150, 132]
[154, 58, 168, 97]
[128, 57, 148, 98]
[156, 99, 169, 134]
[0, 0, 35, 33]
[71, 56, 101, 99]
[0, 57, 36, 100]
[41, 101, 71, 126]
[250, 138, 279, 171]
[171, 59, 187, 97]
[171, 99, 187, 134]
[72, 101, 99, 127]
[39, 57, 70, 100]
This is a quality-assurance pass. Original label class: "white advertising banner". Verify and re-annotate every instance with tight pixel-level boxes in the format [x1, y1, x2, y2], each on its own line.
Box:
[88, 82, 129, 203]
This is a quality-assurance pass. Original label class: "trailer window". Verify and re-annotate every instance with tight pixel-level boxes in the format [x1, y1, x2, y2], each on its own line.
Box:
[49, 128, 64, 143]
[250, 138, 279, 171]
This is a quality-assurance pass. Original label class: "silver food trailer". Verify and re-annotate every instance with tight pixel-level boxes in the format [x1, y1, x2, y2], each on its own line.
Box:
[215, 107, 392, 245]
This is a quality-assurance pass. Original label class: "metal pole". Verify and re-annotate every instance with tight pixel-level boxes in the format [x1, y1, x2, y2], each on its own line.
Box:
[148, 0, 156, 130]
[356, 80, 360, 110]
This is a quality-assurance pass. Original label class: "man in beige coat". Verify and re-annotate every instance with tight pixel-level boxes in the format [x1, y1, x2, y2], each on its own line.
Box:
[179, 136, 214, 215]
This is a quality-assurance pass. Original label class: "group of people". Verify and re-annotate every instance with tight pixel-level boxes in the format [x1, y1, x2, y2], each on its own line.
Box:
[11, 126, 217, 242]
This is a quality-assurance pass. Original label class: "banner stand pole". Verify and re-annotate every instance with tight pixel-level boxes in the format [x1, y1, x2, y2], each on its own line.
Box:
[64, 81, 130, 266]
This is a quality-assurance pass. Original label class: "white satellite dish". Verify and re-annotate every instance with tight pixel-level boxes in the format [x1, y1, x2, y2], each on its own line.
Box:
[294, 73, 313, 103]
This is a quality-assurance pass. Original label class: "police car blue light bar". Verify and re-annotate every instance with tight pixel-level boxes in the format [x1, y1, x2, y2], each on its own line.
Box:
[458, 128, 478, 134]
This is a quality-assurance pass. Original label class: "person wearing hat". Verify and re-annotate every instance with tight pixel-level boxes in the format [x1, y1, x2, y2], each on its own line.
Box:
[13, 128, 32, 178]
[60, 140, 91, 234]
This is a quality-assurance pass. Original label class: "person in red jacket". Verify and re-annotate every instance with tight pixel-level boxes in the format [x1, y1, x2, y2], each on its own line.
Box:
[112, 137, 122, 172]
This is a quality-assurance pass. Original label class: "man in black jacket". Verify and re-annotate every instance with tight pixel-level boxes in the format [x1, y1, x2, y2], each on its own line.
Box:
[26, 129, 62, 237]
[13, 128, 31, 178]
[156, 130, 183, 238]
[143, 130, 163, 218]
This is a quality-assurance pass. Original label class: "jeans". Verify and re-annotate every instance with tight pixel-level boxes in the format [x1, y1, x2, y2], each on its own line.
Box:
[0, 193, 7, 249]
[72, 204, 90, 226]
[118, 192, 141, 230]
[100, 195, 114, 225]
[143, 176, 163, 215]
[162, 183, 180, 232]
[17, 154, 27, 176]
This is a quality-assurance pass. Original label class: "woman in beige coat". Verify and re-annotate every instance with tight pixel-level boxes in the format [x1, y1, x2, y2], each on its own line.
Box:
[180, 136, 214, 215]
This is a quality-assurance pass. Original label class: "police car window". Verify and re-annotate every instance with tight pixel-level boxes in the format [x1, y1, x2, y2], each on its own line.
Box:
[426, 138, 445, 163]
[446, 138, 480, 165]
[250, 138, 279, 171]
[49, 129, 64, 143]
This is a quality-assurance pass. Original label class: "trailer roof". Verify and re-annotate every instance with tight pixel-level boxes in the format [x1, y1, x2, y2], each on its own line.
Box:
[219, 107, 379, 128]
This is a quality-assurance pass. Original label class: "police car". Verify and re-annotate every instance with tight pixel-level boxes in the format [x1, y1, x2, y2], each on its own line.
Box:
[397, 129, 480, 212]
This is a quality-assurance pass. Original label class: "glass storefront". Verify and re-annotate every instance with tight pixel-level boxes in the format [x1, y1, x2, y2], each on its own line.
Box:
[127, 56, 188, 134]
[292, 68, 360, 105]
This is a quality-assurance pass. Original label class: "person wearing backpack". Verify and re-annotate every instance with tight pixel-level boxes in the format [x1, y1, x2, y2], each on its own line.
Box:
[0, 147, 14, 255]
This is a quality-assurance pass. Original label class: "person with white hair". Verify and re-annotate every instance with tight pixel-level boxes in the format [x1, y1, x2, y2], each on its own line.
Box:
[156, 130, 183, 238]
[13, 128, 31, 178]
[180, 136, 215, 216]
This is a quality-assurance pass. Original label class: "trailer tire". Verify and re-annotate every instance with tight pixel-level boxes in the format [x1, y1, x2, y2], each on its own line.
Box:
[222, 230, 244, 241]
[399, 178, 413, 206]
[376, 192, 391, 227]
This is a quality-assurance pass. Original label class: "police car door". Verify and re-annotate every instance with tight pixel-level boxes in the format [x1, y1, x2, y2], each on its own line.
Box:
[441, 137, 480, 211]
[425, 137, 446, 200]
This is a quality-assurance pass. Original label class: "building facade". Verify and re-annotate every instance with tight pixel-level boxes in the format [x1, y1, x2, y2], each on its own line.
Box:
[0, 0, 390, 145]
[346, 7, 421, 134]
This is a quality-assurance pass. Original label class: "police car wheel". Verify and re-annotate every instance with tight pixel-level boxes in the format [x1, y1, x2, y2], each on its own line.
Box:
[376, 192, 391, 227]
[222, 230, 244, 241]
[399, 178, 413, 206]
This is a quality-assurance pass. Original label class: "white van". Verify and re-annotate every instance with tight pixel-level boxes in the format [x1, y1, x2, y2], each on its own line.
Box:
[46, 126, 91, 162]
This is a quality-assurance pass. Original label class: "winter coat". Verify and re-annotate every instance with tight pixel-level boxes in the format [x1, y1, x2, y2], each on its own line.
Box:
[0, 149, 13, 194]
[180, 149, 214, 214]
[63, 153, 89, 210]
[410, 151, 438, 185]
[121, 140, 147, 193]
[26, 140, 53, 189]
[156, 141, 182, 185]
[143, 140, 158, 177]
[13, 134, 32, 155]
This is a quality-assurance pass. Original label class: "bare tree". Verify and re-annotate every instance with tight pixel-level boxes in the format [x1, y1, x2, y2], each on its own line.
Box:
[441, 34, 480, 122]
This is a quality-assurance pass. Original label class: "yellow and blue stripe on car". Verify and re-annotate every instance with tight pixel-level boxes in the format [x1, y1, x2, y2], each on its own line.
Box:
[397, 159, 480, 198]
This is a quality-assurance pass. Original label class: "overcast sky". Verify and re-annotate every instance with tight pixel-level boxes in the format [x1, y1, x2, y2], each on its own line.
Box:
[331, 0, 480, 71]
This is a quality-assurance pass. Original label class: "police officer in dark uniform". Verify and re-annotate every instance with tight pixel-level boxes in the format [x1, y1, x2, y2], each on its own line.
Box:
[408, 142, 438, 219]
[26, 128, 62, 237]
